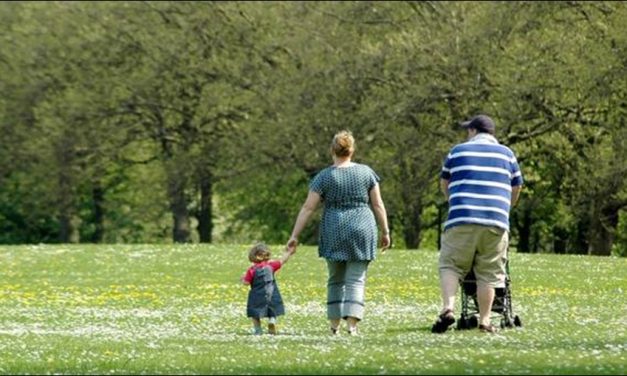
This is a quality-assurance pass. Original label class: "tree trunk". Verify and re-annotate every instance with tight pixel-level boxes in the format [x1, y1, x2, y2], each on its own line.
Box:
[197, 173, 213, 243]
[516, 205, 532, 253]
[57, 145, 80, 244]
[402, 202, 422, 249]
[158, 115, 192, 243]
[572, 218, 589, 255]
[531, 227, 540, 253]
[168, 174, 191, 243]
[91, 183, 105, 243]
[552, 226, 568, 254]
[588, 205, 619, 256]
[59, 213, 81, 244]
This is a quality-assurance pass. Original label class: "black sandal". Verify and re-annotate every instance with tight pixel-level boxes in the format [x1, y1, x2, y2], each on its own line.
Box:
[431, 309, 456, 333]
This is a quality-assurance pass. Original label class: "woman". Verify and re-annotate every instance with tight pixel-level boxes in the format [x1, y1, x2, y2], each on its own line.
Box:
[287, 130, 390, 335]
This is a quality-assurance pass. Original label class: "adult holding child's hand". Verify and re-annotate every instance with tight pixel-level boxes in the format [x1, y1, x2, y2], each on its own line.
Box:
[286, 237, 298, 254]
[287, 130, 390, 336]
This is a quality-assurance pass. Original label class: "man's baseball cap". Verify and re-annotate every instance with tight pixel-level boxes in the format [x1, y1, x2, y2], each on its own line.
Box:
[460, 114, 496, 134]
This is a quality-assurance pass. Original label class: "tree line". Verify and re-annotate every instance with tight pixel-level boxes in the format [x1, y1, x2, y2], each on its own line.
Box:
[0, 1, 625, 256]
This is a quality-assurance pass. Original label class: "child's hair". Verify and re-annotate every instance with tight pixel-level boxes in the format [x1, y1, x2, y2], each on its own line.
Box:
[248, 242, 271, 263]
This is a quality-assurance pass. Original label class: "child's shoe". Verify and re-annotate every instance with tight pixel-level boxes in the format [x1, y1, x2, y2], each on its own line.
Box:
[268, 317, 277, 335]
[347, 326, 358, 336]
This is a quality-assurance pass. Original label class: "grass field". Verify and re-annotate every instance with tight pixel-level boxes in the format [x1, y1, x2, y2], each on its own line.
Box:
[0, 244, 624, 375]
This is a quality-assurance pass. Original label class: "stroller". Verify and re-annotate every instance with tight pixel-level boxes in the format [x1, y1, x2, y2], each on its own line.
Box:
[456, 259, 522, 330]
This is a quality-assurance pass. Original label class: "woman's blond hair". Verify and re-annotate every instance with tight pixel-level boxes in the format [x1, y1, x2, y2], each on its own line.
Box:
[248, 242, 271, 263]
[331, 130, 355, 158]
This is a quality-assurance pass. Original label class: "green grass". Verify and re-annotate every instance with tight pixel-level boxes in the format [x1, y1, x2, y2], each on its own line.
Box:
[0, 244, 624, 374]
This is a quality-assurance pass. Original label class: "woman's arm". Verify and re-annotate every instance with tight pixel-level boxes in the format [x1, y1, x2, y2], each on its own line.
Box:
[287, 191, 321, 251]
[369, 184, 391, 250]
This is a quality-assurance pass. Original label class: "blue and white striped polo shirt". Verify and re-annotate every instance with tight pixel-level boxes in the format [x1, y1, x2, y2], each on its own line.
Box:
[440, 133, 523, 232]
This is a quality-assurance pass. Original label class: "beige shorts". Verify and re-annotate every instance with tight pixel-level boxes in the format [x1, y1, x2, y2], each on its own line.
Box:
[439, 224, 508, 287]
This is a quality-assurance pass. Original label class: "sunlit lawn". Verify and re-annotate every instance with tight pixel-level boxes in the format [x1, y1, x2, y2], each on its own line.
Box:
[0, 244, 624, 374]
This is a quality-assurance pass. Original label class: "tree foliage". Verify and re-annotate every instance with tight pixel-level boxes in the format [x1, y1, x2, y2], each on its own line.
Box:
[0, 1, 624, 256]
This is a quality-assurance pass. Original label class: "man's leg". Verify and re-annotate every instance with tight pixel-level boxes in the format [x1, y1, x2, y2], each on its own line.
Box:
[477, 282, 495, 327]
[433, 225, 477, 333]
[474, 226, 508, 332]
[439, 269, 459, 314]
[430, 268, 459, 333]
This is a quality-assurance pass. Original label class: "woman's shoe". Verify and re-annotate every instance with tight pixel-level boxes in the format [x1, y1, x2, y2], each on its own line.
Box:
[330, 327, 339, 336]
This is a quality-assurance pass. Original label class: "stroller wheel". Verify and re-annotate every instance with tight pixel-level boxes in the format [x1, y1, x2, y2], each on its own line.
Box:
[456, 315, 469, 330]
[513, 315, 522, 327]
[468, 315, 478, 329]
[456, 314, 477, 330]
[500, 317, 514, 328]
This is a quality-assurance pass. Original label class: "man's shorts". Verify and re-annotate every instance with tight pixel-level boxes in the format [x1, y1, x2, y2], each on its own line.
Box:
[439, 224, 509, 287]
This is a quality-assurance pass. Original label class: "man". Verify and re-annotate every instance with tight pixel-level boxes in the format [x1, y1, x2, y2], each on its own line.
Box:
[432, 114, 523, 333]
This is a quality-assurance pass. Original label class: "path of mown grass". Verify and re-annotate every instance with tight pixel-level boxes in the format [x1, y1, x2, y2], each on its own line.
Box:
[0, 244, 624, 374]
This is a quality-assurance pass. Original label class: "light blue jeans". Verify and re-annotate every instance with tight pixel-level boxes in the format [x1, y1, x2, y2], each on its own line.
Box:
[326, 260, 370, 320]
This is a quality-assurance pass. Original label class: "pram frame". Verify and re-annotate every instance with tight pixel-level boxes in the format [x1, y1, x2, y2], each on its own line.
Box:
[456, 259, 522, 330]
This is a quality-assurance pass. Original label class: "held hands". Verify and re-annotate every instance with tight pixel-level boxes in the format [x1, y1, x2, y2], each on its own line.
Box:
[286, 236, 298, 255]
[279, 237, 297, 266]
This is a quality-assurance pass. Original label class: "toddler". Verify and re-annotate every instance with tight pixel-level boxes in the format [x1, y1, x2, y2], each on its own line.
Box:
[241, 242, 294, 335]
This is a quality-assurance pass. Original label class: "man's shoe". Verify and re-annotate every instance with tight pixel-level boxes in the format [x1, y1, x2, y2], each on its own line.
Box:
[431, 309, 456, 333]
[479, 324, 498, 333]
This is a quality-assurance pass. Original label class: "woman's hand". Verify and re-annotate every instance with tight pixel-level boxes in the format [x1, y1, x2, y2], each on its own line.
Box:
[380, 234, 391, 253]
[287, 237, 298, 254]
